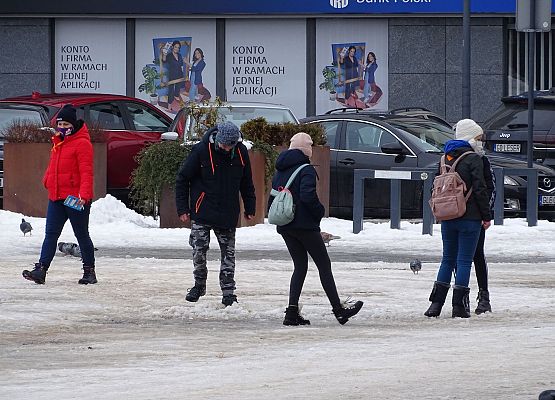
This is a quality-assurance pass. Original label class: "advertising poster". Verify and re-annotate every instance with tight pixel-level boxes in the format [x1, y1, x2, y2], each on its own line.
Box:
[55, 19, 126, 94]
[135, 19, 216, 115]
[225, 19, 306, 118]
[316, 19, 388, 114]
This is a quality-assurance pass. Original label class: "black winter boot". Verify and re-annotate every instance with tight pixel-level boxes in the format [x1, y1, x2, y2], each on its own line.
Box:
[452, 285, 471, 318]
[283, 305, 311, 326]
[333, 299, 363, 325]
[185, 284, 206, 302]
[475, 289, 492, 315]
[78, 266, 97, 284]
[539, 390, 555, 400]
[424, 281, 450, 317]
[222, 294, 237, 307]
[22, 263, 48, 284]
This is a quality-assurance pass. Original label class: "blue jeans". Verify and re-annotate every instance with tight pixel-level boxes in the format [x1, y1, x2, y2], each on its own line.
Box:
[39, 200, 95, 267]
[436, 219, 482, 287]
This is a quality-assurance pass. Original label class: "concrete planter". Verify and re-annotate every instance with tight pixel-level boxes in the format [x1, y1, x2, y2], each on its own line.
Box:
[3, 143, 107, 217]
[159, 149, 267, 229]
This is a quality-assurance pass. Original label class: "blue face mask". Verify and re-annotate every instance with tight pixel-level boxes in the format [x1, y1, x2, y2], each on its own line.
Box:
[56, 127, 73, 138]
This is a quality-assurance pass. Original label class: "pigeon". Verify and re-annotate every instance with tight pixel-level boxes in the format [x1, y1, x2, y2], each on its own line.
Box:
[321, 231, 341, 246]
[20, 218, 33, 236]
[58, 242, 82, 258]
[410, 259, 422, 274]
[58, 242, 98, 258]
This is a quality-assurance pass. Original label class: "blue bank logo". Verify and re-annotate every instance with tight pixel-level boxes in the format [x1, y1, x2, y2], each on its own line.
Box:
[330, 0, 348, 9]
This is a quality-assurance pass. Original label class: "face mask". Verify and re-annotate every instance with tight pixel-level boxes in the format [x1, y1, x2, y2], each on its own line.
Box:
[469, 138, 485, 155]
[56, 127, 73, 138]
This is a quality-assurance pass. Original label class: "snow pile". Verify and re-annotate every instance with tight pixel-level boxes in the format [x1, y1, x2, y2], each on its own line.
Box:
[90, 194, 158, 228]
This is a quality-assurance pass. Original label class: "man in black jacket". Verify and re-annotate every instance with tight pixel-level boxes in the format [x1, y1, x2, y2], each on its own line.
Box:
[175, 122, 256, 306]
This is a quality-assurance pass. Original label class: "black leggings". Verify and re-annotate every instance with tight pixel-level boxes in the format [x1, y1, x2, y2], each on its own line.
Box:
[473, 227, 488, 291]
[281, 230, 341, 309]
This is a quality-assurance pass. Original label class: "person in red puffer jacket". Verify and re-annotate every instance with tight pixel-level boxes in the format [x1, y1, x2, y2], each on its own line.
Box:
[22, 104, 97, 285]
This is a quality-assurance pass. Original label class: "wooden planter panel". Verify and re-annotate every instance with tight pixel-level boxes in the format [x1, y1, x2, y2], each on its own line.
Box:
[3, 143, 107, 217]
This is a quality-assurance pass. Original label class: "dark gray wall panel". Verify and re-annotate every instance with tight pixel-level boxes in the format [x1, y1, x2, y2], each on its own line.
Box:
[389, 25, 446, 74]
[446, 25, 504, 74]
[446, 73, 504, 123]
[389, 73, 446, 117]
[0, 73, 50, 98]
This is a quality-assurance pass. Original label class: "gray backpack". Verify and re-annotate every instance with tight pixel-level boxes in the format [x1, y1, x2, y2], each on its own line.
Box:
[429, 151, 474, 221]
[268, 164, 310, 226]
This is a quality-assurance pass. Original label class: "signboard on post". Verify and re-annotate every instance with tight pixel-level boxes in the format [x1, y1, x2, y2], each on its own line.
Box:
[516, 0, 552, 32]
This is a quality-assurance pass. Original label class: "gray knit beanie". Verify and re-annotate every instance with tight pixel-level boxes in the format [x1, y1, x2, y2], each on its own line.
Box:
[215, 122, 241, 146]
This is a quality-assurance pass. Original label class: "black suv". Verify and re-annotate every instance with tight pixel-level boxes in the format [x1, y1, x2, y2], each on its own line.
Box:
[483, 88, 555, 168]
[300, 108, 555, 220]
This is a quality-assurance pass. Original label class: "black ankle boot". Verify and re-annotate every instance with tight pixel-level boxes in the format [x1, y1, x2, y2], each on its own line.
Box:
[283, 305, 311, 326]
[22, 263, 48, 284]
[78, 266, 97, 284]
[333, 299, 363, 325]
[185, 284, 206, 302]
[475, 289, 492, 314]
[452, 285, 471, 318]
[424, 281, 450, 317]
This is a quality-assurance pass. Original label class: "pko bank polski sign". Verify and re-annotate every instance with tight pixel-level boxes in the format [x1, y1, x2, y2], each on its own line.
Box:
[1, 0, 554, 15]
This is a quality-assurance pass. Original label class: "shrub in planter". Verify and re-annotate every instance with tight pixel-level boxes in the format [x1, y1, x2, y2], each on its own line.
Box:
[130, 140, 191, 217]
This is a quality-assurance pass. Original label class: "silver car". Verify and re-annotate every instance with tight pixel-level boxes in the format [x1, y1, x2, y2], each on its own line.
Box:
[166, 101, 299, 139]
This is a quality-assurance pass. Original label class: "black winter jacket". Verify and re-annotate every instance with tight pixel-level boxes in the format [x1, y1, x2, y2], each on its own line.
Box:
[269, 149, 325, 233]
[175, 127, 256, 229]
[443, 146, 492, 221]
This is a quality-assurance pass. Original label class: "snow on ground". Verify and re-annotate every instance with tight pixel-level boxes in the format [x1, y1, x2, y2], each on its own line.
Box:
[1, 195, 554, 399]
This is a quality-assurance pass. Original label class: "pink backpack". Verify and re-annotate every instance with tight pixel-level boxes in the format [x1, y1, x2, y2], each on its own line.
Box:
[429, 151, 474, 221]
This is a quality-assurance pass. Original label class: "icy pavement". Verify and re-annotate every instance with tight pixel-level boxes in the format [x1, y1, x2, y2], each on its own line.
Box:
[1, 196, 554, 399]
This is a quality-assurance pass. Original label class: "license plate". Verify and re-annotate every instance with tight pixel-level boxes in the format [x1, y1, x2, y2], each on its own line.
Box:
[494, 143, 521, 152]
[539, 195, 555, 205]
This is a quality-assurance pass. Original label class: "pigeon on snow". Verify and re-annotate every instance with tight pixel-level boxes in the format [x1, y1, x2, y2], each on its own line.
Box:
[58, 242, 98, 258]
[410, 259, 422, 274]
[321, 231, 341, 246]
[58, 242, 82, 258]
[20, 219, 33, 236]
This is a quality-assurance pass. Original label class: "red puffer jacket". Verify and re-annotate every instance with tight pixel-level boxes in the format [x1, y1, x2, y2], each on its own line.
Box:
[42, 122, 94, 201]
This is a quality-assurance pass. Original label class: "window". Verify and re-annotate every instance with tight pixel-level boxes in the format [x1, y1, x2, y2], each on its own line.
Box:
[345, 121, 395, 153]
[319, 120, 340, 148]
[0, 109, 44, 132]
[125, 102, 169, 131]
[507, 28, 554, 95]
[89, 103, 125, 130]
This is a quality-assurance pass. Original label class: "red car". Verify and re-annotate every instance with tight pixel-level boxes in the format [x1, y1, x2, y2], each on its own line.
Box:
[0, 92, 173, 204]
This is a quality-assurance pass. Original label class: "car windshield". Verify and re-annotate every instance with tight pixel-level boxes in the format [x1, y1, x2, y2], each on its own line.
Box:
[484, 103, 555, 131]
[0, 108, 45, 135]
[173, 105, 298, 137]
[387, 119, 455, 152]
[218, 106, 297, 126]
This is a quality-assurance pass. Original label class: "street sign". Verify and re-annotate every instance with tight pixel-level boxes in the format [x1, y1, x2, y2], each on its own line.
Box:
[516, 0, 552, 32]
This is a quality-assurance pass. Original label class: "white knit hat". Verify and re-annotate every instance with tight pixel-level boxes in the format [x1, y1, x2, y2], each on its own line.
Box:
[455, 119, 483, 142]
[289, 132, 313, 158]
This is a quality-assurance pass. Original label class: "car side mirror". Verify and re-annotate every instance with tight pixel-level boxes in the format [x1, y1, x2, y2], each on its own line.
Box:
[161, 131, 179, 141]
[381, 141, 408, 155]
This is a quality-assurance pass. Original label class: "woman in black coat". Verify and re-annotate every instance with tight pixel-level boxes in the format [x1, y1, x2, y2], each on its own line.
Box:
[269, 132, 363, 326]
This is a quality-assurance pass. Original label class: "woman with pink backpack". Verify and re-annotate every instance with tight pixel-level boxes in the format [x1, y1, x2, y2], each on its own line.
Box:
[424, 119, 492, 319]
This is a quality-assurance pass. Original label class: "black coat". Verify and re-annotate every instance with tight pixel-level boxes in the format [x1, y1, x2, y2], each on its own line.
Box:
[444, 146, 492, 221]
[175, 127, 256, 229]
[269, 149, 325, 233]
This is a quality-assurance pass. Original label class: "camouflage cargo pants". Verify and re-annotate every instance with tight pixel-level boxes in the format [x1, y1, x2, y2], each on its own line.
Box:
[189, 222, 236, 295]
